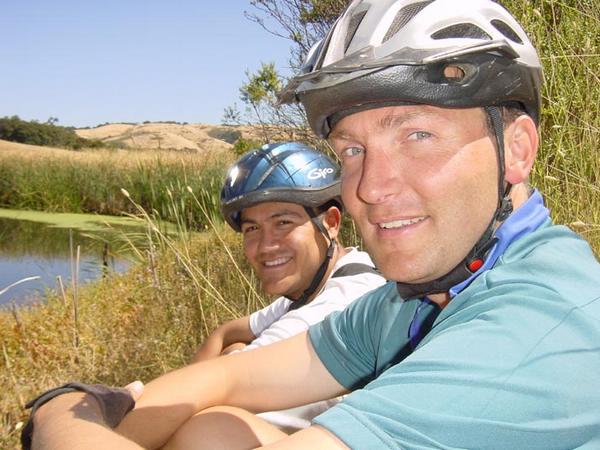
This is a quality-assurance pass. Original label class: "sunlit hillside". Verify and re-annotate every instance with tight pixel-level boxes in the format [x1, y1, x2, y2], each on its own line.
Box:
[74, 122, 288, 152]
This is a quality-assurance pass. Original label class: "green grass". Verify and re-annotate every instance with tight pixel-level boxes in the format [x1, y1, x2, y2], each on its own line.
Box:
[0, 1, 598, 448]
[0, 146, 232, 231]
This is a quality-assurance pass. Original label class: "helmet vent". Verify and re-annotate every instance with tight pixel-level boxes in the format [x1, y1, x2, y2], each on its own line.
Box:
[491, 19, 524, 44]
[344, 10, 368, 52]
[443, 64, 467, 82]
[431, 24, 492, 41]
[383, 1, 434, 43]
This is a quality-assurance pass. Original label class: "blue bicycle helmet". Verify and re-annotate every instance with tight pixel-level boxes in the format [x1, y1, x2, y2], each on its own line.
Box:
[221, 142, 342, 305]
[221, 142, 341, 232]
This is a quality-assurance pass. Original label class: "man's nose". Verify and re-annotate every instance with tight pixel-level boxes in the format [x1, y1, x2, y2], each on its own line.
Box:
[257, 229, 279, 252]
[357, 146, 403, 204]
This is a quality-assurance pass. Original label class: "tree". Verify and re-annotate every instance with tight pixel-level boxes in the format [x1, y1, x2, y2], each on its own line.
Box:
[245, 0, 348, 70]
[0, 116, 106, 150]
[239, 63, 282, 140]
[223, 1, 350, 147]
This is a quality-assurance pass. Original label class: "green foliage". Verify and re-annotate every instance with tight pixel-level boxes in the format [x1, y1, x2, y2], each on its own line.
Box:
[298, 0, 347, 28]
[222, 104, 243, 125]
[232, 137, 265, 157]
[0, 116, 107, 150]
[240, 63, 282, 105]
[225, 0, 331, 139]
[503, 0, 600, 252]
[0, 148, 234, 231]
[228, 62, 314, 143]
[226, 1, 346, 134]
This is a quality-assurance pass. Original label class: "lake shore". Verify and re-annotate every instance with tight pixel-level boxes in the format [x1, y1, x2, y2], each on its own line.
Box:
[0, 219, 265, 448]
[1, 3, 598, 443]
[0, 210, 143, 305]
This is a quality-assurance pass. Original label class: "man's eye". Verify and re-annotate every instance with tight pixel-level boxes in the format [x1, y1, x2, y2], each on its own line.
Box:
[241, 225, 257, 234]
[341, 147, 363, 158]
[408, 131, 432, 141]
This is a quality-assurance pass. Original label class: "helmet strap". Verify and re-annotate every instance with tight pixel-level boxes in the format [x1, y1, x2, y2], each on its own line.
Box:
[287, 208, 336, 310]
[396, 106, 513, 300]
[486, 105, 514, 222]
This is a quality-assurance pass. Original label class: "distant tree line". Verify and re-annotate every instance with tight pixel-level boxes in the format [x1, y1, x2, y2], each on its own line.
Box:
[0, 115, 107, 150]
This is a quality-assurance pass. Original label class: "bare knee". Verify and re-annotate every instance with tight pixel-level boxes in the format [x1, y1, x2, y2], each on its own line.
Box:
[163, 406, 287, 450]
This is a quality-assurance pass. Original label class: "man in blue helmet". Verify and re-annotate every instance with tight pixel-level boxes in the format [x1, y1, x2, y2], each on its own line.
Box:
[26, 1, 600, 449]
[190, 142, 385, 431]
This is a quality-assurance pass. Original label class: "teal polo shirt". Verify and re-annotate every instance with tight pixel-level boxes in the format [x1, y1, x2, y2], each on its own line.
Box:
[309, 193, 600, 449]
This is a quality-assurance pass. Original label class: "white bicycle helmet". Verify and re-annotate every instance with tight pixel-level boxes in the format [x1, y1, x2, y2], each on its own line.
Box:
[279, 0, 544, 298]
[280, 0, 542, 138]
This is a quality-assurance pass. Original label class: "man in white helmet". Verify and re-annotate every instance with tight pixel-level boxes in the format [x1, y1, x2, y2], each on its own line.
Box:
[27, 1, 600, 449]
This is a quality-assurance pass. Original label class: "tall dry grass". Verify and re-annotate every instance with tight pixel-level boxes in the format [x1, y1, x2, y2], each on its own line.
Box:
[508, 0, 600, 252]
[0, 211, 265, 447]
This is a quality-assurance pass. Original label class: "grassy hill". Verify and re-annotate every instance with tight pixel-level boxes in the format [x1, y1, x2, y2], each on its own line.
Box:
[75, 122, 244, 152]
[74, 121, 297, 152]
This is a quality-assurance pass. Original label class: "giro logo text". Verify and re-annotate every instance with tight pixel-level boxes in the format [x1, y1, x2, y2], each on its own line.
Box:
[308, 167, 334, 180]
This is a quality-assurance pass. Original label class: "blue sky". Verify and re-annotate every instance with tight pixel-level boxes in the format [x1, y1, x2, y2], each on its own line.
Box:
[0, 1, 293, 127]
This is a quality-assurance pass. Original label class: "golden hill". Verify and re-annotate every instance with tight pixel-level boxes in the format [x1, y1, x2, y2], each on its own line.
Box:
[75, 122, 249, 152]
[0, 139, 72, 153]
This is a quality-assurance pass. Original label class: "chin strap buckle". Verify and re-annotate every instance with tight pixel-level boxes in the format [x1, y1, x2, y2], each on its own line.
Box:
[467, 258, 484, 272]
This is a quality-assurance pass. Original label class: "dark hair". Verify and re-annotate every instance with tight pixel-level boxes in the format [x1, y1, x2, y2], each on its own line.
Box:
[485, 104, 529, 138]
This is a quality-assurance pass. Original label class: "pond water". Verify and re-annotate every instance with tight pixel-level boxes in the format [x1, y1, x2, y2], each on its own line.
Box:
[0, 211, 140, 307]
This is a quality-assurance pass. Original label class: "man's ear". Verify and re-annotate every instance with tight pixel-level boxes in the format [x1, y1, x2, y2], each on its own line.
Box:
[504, 115, 539, 185]
[322, 206, 342, 240]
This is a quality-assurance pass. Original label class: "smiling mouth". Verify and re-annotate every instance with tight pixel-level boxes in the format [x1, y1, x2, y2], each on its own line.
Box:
[379, 216, 427, 230]
[263, 256, 292, 267]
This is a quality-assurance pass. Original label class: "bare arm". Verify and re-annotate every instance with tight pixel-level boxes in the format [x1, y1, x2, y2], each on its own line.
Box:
[191, 316, 256, 362]
[32, 392, 144, 450]
[118, 331, 346, 449]
[29, 333, 344, 450]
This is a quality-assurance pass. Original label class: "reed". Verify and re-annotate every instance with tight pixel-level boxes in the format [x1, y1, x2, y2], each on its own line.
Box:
[0, 146, 234, 230]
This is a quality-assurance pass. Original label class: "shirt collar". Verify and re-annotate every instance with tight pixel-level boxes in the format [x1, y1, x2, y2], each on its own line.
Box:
[449, 189, 550, 297]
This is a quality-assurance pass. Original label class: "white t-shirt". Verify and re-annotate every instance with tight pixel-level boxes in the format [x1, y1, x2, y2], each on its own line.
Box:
[244, 248, 387, 431]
